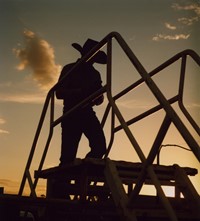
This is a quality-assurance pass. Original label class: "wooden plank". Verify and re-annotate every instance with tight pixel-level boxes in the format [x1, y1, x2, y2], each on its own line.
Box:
[35, 158, 197, 179]
[34, 158, 83, 178]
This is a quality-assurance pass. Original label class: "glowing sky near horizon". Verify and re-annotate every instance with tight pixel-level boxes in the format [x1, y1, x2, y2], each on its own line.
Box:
[0, 0, 199, 196]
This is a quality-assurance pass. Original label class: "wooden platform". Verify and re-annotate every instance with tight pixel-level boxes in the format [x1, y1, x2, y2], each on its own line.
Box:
[34, 158, 199, 221]
[35, 158, 197, 185]
[35, 158, 198, 196]
[1, 158, 199, 221]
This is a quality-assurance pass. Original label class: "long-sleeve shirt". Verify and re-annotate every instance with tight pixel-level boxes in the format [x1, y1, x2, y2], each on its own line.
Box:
[56, 60, 103, 112]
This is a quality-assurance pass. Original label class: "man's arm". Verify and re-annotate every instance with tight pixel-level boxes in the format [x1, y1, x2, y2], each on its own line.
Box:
[56, 87, 82, 100]
[92, 94, 104, 106]
[56, 64, 79, 100]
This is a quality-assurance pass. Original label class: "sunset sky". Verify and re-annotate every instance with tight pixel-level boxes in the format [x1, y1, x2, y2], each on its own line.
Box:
[0, 0, 199, 196]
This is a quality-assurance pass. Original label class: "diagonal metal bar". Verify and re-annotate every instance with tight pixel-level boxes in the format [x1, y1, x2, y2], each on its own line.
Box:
[128, 116, 178, 221]
[128, 115, 172, 202]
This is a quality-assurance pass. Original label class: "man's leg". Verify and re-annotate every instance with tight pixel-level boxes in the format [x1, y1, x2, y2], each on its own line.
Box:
[60, 118, 82, 164]
[83, 112, 106, 159]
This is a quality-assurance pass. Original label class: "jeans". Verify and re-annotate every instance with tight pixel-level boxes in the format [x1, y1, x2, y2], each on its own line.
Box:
[60, 108, 106, 164]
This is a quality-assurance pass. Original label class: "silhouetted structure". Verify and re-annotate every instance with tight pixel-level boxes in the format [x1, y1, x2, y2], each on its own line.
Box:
[2, 32, 199, 221]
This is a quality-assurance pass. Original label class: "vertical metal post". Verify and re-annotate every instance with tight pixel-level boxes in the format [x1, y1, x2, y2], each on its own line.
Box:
[104, 108, 115, 158]
[33, 93, 55, 190]
[106, 38, 112, 97]
[18, 92, 52, 195]
[106, 38, 146, 163]
[178, 55, 200, 134]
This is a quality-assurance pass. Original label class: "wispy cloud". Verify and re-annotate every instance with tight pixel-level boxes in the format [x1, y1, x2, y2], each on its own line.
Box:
[153, 33, 190, 41]
[115, 98, 200, 114]
[0, 179, 46, 196]
[153, 2, 200, 41]
[178, 16, 199, 26]
[0, 92, 46, 104]
[0, 80, 46, 104]
[165, 22, 177, 30]
[0, 117, 9, 135]
[172, 3, 200, 16]
[13, 30, 61, 90]
[185, 102, 200, 109]
[0, 179, 19, 194]
[0, 129, 9, 134]
[172, 2, 200, 25]
[0, 80, 62, 105]
[116, 99, 154, 110]
[0, 118, 6, 124]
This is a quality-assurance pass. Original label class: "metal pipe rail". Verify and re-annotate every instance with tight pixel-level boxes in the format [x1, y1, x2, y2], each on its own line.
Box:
[19, 31, 200, 221]
[104, 49, 200, 155]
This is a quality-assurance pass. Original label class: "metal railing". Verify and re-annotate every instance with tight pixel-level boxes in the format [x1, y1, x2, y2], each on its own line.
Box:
[19, 32, 200, 221]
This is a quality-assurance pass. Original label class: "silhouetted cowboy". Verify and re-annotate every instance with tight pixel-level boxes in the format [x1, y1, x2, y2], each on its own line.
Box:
[56, 39, 107, 165]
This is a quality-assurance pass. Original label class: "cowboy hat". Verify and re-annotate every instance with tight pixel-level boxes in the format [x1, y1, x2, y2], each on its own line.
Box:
[72, 39, 107, 64]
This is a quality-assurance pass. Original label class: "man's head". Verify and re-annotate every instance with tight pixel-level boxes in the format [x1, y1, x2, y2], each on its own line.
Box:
[72, 39, 107, 64]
